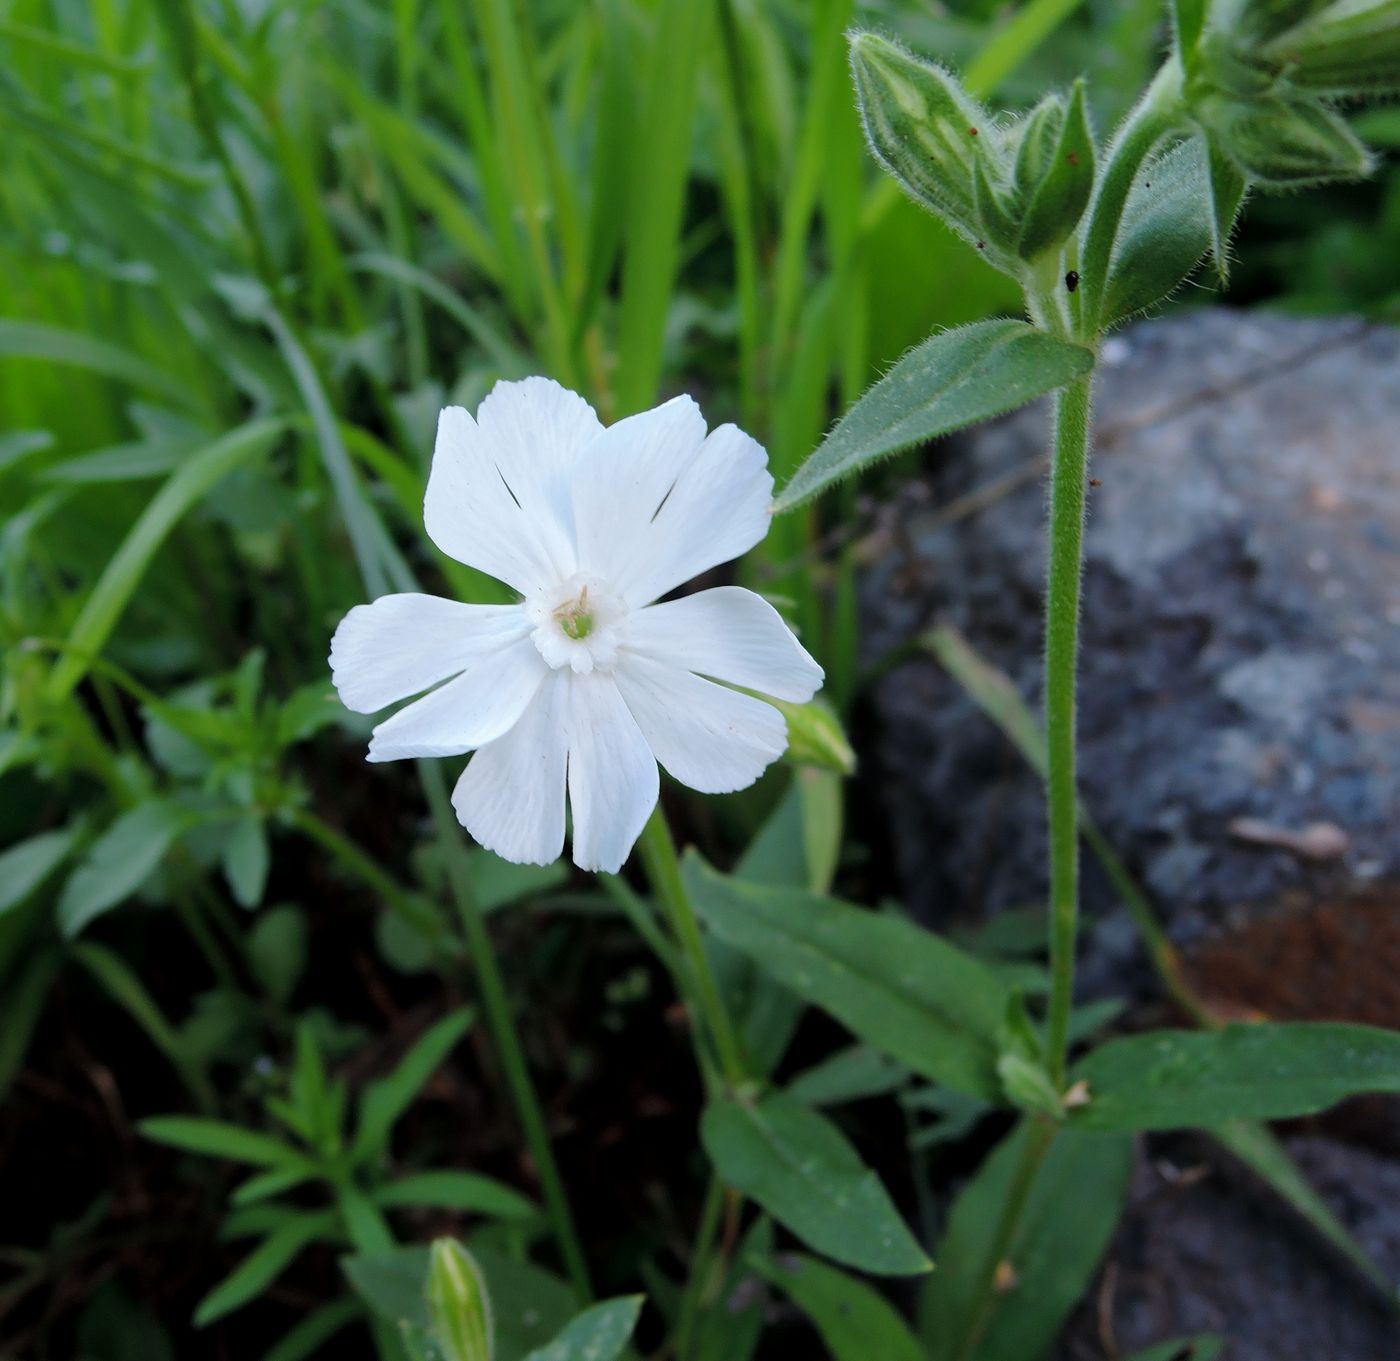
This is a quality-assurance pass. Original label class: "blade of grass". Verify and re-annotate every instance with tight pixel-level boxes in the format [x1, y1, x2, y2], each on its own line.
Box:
[45, 417, 287, 703]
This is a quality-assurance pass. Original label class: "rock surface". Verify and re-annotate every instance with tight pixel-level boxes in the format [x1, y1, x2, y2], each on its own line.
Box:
[860, 309, 1400, 1356]
[861, 309, 1400, 1011]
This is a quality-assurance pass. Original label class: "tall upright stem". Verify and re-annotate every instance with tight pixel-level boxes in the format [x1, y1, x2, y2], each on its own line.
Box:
[419, 763, 592, 1302]
[637, 807, 748, 1092]
[1042, 374, 1093, 1088]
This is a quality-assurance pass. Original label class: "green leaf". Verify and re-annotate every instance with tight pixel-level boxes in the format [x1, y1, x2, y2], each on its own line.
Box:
[140, 1115, 304, 1168]
[193, 1211, 337, 1327]
[57, 801, 189, 938]
[1017, 79, 1095, 260]
[0, 319, 194, 405]
[1104, 137, 1217, 326]
[786, 1045, 910, 1108]
[222, 815, 269, 909]
[247, 905, 308, 1006]
[1123, 1339, 1223, 1361]
[773, 320, 1093, 512]
[521, 1296, 644, 1361]
[758, 1254, 924, 1361]
[46, 418, 286, 702]
[848, 32, 991, 245]
[376, 1170, 537, 1221]
[428, 1240, 493, 1361]
[0, 951, 61, 1099]
[1170, 0, 1209, 64]
[1210, 1120, 1393, 1297]
[1072, 1023, 1400, 1131]
[927, 1123, 1135, 1361]
[0, 825, 80, 917]
[701, 1091, 930, 1276]
[1204, 138, 1248, 284]
[684, 853, 1009, 1099]
[352, 1008, 475, 1162]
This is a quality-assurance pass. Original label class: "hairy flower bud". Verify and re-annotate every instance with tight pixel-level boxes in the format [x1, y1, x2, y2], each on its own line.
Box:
[427, 1239, 493, 1361]
[849, 31, 994, 249]
[1261, 0, 1400, 95]
[1207, 92, 1374, 184]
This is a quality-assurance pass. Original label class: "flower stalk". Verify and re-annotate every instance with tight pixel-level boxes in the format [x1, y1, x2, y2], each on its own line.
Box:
[636, 806, 749, 1094]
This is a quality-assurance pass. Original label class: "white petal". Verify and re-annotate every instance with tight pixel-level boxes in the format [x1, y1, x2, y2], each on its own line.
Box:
[329, 593, 530, 714]
[366, 634, 547, 762]
[425, 378, 601, 594]
[627, 586, 823, 703]
[565, 672, 659, 873]
[571, 400, 773, 607]
[452, 671, 567, 866]
[615, 655, 787, 794]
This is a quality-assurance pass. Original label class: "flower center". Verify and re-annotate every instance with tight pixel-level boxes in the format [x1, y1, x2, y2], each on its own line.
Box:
[525, 573, 626, 674]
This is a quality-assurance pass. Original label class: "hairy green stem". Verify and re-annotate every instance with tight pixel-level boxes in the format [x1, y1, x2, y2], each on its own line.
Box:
[636, 807, 748, 1092]
[418, 763, 592, 1303]
[952, 1120, 1058, 1361]
[1043, 375, 1093, 1088]
[672, 1174, 726, 1361]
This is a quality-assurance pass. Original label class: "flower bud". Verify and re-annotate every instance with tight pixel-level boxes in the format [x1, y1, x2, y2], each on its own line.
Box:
[1261, 0, 1400, 95]
[848, 31, 993, 249]
[774, 697, 856, 776]
[1011, 81, 1095, 261]
[426, 1239, 493, 1361]
[1206, 93, 1374, 185]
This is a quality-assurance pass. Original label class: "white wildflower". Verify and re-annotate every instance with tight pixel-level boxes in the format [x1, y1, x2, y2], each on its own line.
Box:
[329, 378, 823, 873]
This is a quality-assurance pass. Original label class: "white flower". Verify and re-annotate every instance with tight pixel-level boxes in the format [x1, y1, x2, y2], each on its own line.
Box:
[329, 377, 823, 874]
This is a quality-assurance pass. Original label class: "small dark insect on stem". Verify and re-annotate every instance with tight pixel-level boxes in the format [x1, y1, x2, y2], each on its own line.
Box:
[1089, 477, 1101, 487]
[1065, 270, 1080, 292]
[969, 126, 979, 136]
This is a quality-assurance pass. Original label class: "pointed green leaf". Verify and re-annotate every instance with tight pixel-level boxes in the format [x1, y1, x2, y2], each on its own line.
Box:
[1104, 137, 1218, 325]
[58, 801, 189, 937]
[0, 825, 80, 916]
[1205, 138, 1248, 283]
[352, 1008, 474, 1161]
[702, 1092, 930, 1276]
[773, 319, 1093, 513]
[521, 1296, 644, 1361]
[757, 1254, 924, 1361]
[139, 1115, 305, 1167]
[1170, 0, 1210, 64]
[685, 853, 1009, 1099]
[222, 815, 269, 909]
[193, 1212, 337, 1327]
[927, 1123, 1134, 1361]
[1071, 1023, 1400, 1131]
[376, 1170, 537, 1221]
[1018, 80, 1095, 259]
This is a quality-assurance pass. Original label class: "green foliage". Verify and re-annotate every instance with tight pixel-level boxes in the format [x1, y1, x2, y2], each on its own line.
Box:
[701, 1091, 930, 1276]
[758, 1254, 925, 1361]
[774, 320, 1094, 512]
[923, 1123, 1135, 1361]
[1072, 1023, 1400, 1130]
[685, 852, 1009, 1099]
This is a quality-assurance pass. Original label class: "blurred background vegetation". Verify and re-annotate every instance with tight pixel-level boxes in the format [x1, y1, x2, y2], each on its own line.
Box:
[1, 0, 1396, 1356]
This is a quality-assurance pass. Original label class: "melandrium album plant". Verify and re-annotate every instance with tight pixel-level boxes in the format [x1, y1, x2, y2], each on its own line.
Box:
[9, 1, 1400, 1357]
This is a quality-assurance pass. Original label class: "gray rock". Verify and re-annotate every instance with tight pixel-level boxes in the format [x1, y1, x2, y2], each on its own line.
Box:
[1054, 1133, 1400, 1361]
[861, 309, 1400, 1005]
